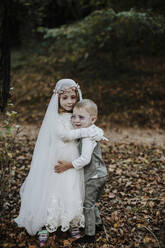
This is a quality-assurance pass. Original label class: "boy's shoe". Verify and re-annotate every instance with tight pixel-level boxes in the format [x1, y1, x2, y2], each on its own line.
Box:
[73, 234, 95, 244]
[96, 224, 104, 233]
[38, 230, 49, 247]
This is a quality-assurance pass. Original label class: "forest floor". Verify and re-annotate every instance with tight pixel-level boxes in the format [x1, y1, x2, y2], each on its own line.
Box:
[1, 124, 165, 248]
[1, 43, 165, 247]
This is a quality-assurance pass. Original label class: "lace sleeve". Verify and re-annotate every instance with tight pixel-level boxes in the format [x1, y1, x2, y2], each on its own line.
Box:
[56, 117, 81, 141]
[55, 115, 104, 142]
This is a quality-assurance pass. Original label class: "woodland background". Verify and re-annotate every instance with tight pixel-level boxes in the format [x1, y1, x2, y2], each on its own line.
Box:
[0, 1, 165, 247]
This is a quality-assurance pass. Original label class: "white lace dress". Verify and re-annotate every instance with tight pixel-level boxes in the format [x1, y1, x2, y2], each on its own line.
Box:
[45, 113, 84, 232]
[15, 113, 84, 235]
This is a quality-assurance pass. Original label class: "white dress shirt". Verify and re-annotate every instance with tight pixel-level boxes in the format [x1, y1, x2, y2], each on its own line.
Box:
[72, 138, 98, 178]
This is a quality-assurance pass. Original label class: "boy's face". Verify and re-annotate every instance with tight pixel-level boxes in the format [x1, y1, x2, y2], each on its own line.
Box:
[71, 107, 96, 128]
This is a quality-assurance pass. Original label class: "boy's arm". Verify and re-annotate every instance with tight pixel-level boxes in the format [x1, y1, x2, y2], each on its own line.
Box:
[72, 138, 97, 169]
[55, 138, 96, 173]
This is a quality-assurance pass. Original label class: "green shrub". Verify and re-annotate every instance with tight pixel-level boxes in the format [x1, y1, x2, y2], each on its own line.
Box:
[0, 105, 20, 215]
[39, 8, 165, 71]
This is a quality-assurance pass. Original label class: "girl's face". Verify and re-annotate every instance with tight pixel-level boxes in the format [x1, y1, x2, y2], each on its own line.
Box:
[59, 89, 78, 112]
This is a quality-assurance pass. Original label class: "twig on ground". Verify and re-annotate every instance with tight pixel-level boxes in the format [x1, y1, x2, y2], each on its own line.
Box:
[142, 225, 161, 248]
[103, 224, 110, 243]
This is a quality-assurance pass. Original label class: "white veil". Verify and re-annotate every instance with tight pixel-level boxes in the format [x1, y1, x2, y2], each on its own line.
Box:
[14, 79, 83, 235]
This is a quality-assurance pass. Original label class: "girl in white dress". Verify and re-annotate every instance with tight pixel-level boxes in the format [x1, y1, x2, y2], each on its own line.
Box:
[14, 79, 101, 245]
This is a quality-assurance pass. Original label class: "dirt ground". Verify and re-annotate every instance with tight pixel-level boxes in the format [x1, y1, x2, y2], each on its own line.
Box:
[105, 127, 165, 148]
[17, 124, 165, 148]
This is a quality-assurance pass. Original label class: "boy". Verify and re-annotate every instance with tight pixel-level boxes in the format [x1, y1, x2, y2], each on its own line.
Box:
[55, 99, 107, 243]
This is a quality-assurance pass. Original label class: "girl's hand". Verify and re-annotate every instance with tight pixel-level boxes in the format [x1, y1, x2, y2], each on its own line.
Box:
[54, 160, 73, 173]
[81, 125, 108, 141]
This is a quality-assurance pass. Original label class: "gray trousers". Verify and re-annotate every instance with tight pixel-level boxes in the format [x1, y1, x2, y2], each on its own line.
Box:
[84, 176, 107, 236]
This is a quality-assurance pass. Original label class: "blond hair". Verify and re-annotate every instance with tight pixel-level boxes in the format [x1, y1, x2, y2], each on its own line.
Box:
[74, 99, 98, 117]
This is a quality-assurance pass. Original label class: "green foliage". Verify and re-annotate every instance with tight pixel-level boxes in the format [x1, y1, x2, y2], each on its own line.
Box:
[40, 8, 165, 69]
[10, 0, 165, 46]
[0, 87, 20, 138]
[0, 106, 19, 137]
[107, 0, 165, 15]
[0, 99, 21, 213]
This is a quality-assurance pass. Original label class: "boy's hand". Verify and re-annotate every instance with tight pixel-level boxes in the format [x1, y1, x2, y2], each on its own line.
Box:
[54, 160, 73, 173]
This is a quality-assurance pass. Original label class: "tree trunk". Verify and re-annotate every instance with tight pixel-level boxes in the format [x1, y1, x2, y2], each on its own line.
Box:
[0, 0, 11, 112]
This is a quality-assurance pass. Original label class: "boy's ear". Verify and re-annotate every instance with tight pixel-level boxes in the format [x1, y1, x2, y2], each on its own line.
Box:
[91, 116, 97, 124]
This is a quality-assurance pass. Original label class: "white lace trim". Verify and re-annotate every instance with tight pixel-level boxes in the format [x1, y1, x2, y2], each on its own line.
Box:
[45, 197, 84, 233]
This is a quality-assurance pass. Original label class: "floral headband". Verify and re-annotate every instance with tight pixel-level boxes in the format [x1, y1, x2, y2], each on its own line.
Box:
[53, 83, 80, 95]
